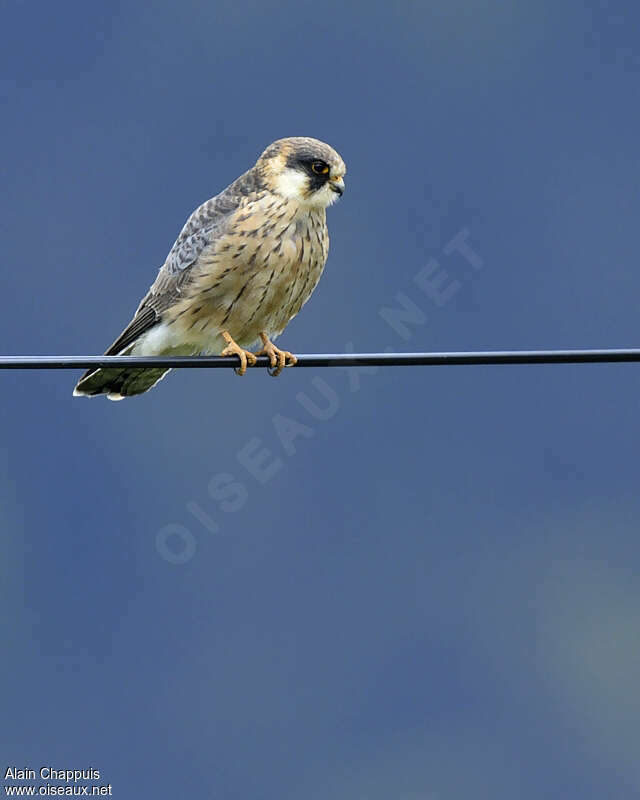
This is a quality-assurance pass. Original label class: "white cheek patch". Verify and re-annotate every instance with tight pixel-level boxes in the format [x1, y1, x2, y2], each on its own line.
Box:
[274, 168, 337, 208]
[273, 168, 309, 201]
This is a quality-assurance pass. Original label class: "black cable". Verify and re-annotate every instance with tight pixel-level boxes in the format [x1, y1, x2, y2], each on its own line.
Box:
[1, 349, 640, 369]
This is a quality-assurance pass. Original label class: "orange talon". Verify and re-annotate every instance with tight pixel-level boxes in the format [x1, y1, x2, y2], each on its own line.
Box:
[221, 331, 257, 376]
[255, 332, 297, 377]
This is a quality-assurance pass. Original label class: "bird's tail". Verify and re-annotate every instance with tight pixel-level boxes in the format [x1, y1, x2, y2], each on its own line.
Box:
[73, 364, 171, 400]
[72, 302, 173, 399]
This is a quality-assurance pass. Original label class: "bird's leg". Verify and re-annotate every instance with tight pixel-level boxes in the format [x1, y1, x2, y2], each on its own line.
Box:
[255, 332, 298, 377]
[220, 330, 257, 376]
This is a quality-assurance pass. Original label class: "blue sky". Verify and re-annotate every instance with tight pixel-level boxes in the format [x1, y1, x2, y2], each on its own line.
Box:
[2, 1, 640, 798]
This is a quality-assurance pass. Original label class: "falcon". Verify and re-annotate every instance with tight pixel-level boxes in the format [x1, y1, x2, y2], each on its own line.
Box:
[73, 136, 346, 400]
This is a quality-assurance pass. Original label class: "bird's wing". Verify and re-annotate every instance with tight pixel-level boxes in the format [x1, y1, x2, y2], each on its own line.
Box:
[163, 168, 265, 275]
[101, 168, 267, 358]
[103, 305, 158, 356]
[102, 265, 196, 357]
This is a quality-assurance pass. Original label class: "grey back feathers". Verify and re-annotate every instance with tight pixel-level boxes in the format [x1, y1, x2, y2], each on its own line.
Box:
[165, 169, 266, 274]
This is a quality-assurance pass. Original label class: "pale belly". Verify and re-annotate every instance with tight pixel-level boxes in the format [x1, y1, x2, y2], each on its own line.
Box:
[153, 203, 329, 354]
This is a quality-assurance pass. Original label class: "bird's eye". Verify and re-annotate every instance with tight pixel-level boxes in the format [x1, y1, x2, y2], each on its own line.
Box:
[311, 161, 329, 175]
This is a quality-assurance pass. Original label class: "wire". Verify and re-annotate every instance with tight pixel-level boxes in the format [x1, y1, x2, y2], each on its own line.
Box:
[2, 349, 640, 370]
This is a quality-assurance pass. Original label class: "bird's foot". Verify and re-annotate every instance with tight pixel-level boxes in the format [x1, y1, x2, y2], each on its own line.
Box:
[221, 331, 257, 376]
[255, 333, 297, 377]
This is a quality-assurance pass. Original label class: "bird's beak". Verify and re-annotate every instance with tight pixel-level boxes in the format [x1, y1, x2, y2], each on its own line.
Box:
[329, 175, 345, 196]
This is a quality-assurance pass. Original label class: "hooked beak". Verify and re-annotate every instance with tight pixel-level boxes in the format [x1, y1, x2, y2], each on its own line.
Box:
[329, 175, 345, 196]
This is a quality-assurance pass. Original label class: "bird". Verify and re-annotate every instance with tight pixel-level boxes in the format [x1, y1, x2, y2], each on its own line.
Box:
[73, 136, 346, 400]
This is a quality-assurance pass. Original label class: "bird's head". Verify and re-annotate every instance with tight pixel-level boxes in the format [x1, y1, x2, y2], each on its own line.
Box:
[257, 137, 346, 208]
